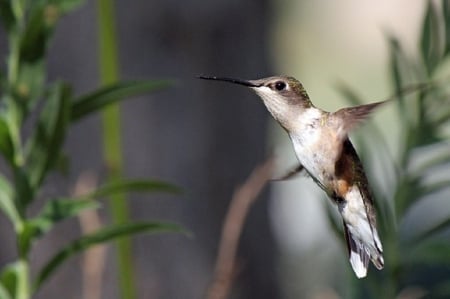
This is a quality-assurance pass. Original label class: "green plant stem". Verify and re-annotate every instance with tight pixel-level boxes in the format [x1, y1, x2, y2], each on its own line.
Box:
[96, 1, 136, 299]
[16, 258, 30, 299]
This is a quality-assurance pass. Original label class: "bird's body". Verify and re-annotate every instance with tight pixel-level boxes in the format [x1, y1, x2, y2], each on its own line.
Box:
[287, 105, 383, 278]
[290, 115, 384, 277]
[199, 75, 385, 278]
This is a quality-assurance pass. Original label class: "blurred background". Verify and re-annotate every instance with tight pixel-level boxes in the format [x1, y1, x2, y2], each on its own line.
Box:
[1, 1, 449, 299]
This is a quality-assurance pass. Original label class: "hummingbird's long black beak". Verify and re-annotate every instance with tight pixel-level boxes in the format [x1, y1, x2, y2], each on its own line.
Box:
[197, 75, 260, 87]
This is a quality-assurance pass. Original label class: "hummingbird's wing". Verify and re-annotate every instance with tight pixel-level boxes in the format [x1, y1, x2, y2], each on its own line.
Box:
[331, 100, 387, 142]
[325, 100, 388, 164]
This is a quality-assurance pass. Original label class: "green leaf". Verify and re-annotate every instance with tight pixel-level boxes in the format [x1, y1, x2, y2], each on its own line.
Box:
[49, 0, 87, 14]
[377, 192, 396, 234]
[19, 6, 53, 64]
[17, 199, 99, 255]
[0, 115, 14, 164]
[403, 240, 450, 266]
[8, 1, 83, 65]
[16, 60, 46, 107]
[83, 179, 182, 200]
[70, 80, 171, 121]
[25, 82, 71, 190]
[11, 168, 33, 216]
[30, 198, 99, 235]
[406, 117, 443, 149]
[414, 150, 450, 174]
[409, 216, 450, 244]
[0, 175, 21, 230]
[394, 174, 423, 216]
[420, 0, 443, 74]
[435, 108, 450, 125]
[29, 0, 86, 14]
[421, 179, 450, 196]
[18, 1, 83, 63]
[388, 36, 409, 125]
[0, 261, 27, 299]
[0, 264, 17, 299]
[443, 0, 450, 54]
[34, 221, 185, 290]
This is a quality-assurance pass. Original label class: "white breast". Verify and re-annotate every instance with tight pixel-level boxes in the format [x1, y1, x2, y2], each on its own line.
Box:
[290, 108, 322, 147]
[289, 108, 334, 188]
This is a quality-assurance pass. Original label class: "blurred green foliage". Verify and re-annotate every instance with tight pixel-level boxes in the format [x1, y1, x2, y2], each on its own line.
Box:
[329, 1, 450, 298]
[0, 1, 182, 298]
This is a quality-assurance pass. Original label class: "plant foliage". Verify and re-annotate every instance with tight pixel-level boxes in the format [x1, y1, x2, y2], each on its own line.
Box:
[0, 1, 181, 298]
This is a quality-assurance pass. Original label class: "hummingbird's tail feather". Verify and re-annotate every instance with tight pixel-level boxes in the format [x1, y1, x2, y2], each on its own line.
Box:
[337, 185, 384, 278]
[344, 223, 369, 278]
[343, 221, 384, 278]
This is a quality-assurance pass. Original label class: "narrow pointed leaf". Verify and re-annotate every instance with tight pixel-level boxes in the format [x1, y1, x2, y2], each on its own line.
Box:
[12, 168, 33, 216]
[407, 118, 443, 149]
[53, 0, 87, 14]
[436, 108, 450, 125]
[17, 199, 99, 255]
[444, 0, 450, 54]
[421, 179, 450, 196]
[387, 36, 410, 125]
[0, 116, 14, 164]
[409, 217, 450, 244]
[19, 6, 54, 63]
[34, 221, 185, 290]
[84, 179, 182, 200]
[18, 60, 46, 108]
[17, 0, 85, 61]
[25, 82, 71, 190]
[404, 240, 450, 266]
[70, 80, 171, 121]
[0, 175, 20, 229]
[395, 175, 423, 217]
[29, 198, 99, 237]
[420, 0, 442, 74]
[415, 150, 450, 174]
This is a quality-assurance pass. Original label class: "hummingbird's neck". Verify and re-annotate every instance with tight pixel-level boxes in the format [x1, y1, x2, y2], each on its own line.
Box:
[259, 97, 316, 132]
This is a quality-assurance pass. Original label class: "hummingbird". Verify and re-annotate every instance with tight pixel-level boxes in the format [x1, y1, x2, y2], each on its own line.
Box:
[199, 75, 385, 278]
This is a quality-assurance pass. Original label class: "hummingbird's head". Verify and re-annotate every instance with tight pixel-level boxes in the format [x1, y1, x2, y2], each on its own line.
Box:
[199, 75, 313, 130]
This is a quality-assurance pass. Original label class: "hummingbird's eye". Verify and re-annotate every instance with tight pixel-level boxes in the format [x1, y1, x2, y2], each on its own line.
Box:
[274, 81, 287, 91]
